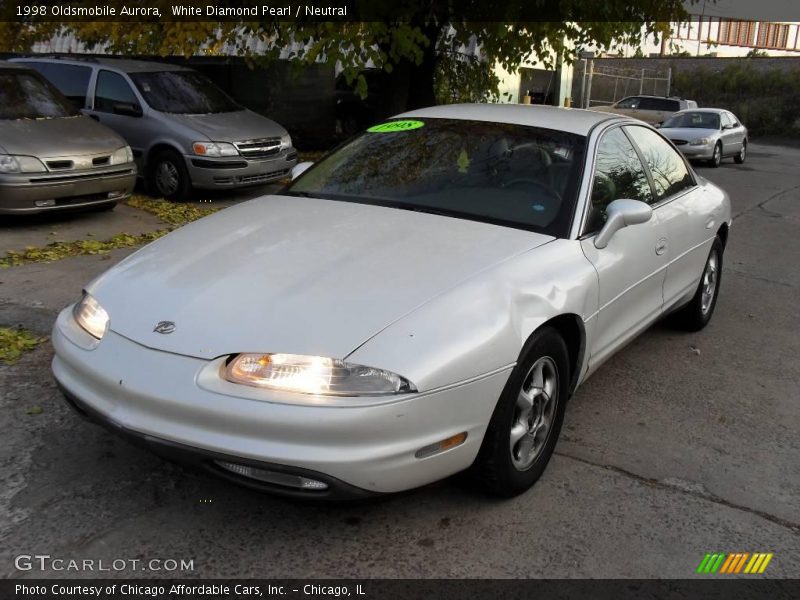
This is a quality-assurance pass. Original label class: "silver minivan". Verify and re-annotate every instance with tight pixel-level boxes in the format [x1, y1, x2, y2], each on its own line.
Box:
[14, 57, 297, 201]
[0, 61, 136, 214]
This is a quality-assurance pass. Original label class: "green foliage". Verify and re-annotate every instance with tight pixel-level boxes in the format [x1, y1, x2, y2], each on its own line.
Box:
[0, 327, 48, 365]
[672, 62, 800, 136]
[7, 2, 689, 109]
[434, 52, 499, 104]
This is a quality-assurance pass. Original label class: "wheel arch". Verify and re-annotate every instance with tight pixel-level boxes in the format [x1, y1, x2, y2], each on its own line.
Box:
[146, 142, 184, 170]
[525, 314, 586, 396]
[717, 222, 729, 249]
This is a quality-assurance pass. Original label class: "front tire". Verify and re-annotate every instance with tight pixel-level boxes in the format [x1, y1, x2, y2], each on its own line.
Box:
[709, 142, 722, 168]
[148, 149, 192, 202]
[734, 139, 747, 164]
[674, 236, 723, 331]
[469, 327, 569, 497]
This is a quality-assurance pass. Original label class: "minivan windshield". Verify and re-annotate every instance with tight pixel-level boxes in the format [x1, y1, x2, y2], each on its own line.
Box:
[130, 70, 242, 114]
[0, 70, 79, 120]
[285, 118, 586, 237]
[662, 111, 721, 130]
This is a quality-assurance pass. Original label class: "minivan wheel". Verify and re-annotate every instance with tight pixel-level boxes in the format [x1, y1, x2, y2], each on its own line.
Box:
[734, 140, 747, 164]
[468, 326, 569, 497]
[709, 142, 722, 168]
[148, 149, 191, 201]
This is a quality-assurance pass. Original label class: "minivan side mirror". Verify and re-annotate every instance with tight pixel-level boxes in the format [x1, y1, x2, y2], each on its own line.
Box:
[594, 199, 653, 249]
[291, 161, 313, 180]
[113, 102, 143, 118]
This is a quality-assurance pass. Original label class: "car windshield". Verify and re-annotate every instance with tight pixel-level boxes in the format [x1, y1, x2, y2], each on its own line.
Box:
[284, 118, 586, 237]
[662, 112, 721, 129]
[130, 70, 242, 114]
[0, 70, 79, 120]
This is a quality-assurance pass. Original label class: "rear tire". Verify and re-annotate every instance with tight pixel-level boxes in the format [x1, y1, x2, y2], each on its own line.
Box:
[674, 236, 723, 331]
[734, 139, 747, 164]
[148, 149, 192, 202]
[468, 327, 569, 497]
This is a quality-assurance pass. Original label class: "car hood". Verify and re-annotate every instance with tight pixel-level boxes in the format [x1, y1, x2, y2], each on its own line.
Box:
[661, 127, 718, 141]
[0, 115, 127, 157]
[166, 109, 285, 142]
[88, 195, 553, 360]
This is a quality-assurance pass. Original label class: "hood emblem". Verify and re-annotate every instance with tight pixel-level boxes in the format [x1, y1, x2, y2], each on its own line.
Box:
[153, 321, 176, 334]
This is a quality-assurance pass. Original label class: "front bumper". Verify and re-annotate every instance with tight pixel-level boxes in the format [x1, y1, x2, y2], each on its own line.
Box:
[185, 150, 297, 190]
[51, 307, 508, 497]
[673, 143, 715, 160]
[0, 165, 136, 214]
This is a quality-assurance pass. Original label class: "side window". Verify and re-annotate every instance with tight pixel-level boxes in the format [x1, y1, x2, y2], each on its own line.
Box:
[720, 112, 733, 128]
[40, 63, 91, 109]
[585, 128, 653, 233]
[638, 97, 658, 111]
[94, 70, 138, 113]
[625, 126, 694, 201]
[657, 99, 680, 112]
[616, 97, 640, 109]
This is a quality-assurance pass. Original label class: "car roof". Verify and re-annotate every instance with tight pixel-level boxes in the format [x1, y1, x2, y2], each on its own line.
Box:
[0, 60, 34, 71]
[12, 56, 193, 73]
[397, 103, 623, 136]
[674, 108, 727, 115]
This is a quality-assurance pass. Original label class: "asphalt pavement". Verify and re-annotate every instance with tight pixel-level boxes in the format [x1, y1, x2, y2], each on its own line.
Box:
[0, 143, 798, 579]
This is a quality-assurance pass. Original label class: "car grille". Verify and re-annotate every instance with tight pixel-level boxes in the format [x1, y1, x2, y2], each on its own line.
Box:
[234, 138, 282, 159]
[44, 154, 113, 171]
[28, 168, 134, 183]
[212, 168, 290, 185]
[671, 139, 688, 146]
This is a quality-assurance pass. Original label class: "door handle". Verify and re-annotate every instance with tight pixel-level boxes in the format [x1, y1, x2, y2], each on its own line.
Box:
[655, 238, 668, 256]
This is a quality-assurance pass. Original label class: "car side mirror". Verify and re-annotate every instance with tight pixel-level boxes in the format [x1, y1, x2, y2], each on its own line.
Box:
[594, 199, 653, 249]
[291, 161, 313, 181]
[113, 102, 142, 118]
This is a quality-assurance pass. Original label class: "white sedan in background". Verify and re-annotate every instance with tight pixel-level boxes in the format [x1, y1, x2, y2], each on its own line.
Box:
[52, 104, 731, 499]
[658, 108, 748, 167]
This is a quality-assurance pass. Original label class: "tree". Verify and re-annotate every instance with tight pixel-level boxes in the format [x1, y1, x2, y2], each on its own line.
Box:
[2, 0, 690, 114]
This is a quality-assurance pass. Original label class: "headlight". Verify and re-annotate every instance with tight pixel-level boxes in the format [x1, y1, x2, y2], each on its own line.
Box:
[0, 154, 46, 173]
[224, 353, 416, 396]
[280, 134, 292, 149]
[690, 137, 712, 146]
[192, 142, 239, 157]
[109, 146, 133, 165]
[72, 293, 109, 339]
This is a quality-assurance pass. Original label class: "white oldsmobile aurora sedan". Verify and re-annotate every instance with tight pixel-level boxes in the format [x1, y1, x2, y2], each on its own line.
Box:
[52, 104, 731, 499]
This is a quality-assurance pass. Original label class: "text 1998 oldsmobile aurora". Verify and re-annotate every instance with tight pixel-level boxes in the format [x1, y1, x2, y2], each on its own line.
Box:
[52, 104, 731, 498]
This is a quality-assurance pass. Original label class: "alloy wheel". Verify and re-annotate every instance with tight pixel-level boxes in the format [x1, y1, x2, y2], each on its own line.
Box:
[155, 161, 180, 196]
[700, 250, 719, 315]
[509, 356, 558, 471]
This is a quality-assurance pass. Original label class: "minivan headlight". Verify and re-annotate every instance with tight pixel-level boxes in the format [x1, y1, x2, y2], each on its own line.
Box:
[0, 155, 46, 173]
[72, 293, 109, 339]
[280, 134, 292, 149]
[224, 353, 416, 396]
[109, 146, 133, 165]
[192, 142, 239, 157]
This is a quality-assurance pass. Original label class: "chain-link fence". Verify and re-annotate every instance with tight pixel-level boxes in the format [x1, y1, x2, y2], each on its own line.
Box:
[576, 60, 672, 109]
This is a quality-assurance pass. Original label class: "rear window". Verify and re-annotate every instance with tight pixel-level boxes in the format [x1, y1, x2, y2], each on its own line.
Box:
[0, 70, 79, 120]
[640, 98, 679, 112]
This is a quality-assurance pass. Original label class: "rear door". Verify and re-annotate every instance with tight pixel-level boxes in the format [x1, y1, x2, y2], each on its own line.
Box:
[721, 112, 744, 156]
[624, 125, 715, 309]
[580, 126, 668, 368]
